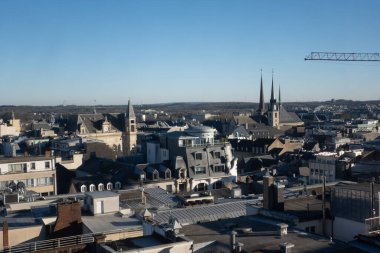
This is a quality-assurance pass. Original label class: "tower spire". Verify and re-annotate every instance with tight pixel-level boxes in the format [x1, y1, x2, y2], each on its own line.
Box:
[126, 99, 135, 118]
[278, 85, 281, 107]
[258, 69, 265, 114]
[270, 69, 275, 102]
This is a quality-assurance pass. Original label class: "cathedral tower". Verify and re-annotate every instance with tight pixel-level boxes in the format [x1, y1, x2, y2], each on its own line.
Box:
[267, 73, 280, 129]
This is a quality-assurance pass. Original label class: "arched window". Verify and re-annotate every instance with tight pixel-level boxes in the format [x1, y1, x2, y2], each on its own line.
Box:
[165, 170, 171, 179]
[89, 184, 95, 192]
[115, 181, 121, 190]
[153, 171, 159, 181]
[80, 185, 87, 193]
[106, 182, 113, 191]
[98, 183, 104, 191]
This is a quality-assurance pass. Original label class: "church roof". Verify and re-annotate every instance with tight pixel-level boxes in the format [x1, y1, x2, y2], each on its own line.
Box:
[233, 115, 257, 125]
[279, 106, 303, 124]
[71, 113, 123, 133]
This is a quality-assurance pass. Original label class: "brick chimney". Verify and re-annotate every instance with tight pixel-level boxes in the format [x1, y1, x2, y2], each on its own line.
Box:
[3, 220, 9, 249]
[52, 201, 82, 238]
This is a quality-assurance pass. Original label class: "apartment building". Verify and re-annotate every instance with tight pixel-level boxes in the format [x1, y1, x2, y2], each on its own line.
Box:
[0, 155, 57, 196]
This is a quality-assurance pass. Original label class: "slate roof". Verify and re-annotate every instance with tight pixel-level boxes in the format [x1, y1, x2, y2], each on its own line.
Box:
[233, 115, 257, 125]
[153, 199, 259, 225]
[66, 113, 124, 133]
[279, 106, 303, 124]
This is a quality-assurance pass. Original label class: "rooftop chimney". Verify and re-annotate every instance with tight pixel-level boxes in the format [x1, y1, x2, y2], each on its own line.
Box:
[280, 242, 295, 253]
[52, 200, 82, 238]
[2, 220, 9, 249]
[230, 231, 237, 252]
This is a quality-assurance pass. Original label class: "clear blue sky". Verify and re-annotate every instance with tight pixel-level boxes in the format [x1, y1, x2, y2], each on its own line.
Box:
[1, 0, 379, 105]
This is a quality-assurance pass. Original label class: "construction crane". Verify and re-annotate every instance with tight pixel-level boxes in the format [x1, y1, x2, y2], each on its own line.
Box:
[305, 52, 380, 61]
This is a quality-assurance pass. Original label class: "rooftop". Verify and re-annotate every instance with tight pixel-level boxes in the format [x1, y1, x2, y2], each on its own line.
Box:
[82, 213, 141, 234]
[153, 199, 259, 225]
[180, 215, 361, 253]
[85, 191, 119, 199]
[0, 155, 54, 164]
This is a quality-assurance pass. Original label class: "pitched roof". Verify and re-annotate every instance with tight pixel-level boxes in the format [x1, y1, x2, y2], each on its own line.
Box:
[279, 106, 303, 124]
[233, 116, 257, 125]
[67, 113, 124, 133]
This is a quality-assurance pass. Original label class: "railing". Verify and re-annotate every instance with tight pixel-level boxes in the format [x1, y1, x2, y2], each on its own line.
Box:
[365, 216, 380, 234]
[180, 140, 229, 148]
[0, 234, 94, 253]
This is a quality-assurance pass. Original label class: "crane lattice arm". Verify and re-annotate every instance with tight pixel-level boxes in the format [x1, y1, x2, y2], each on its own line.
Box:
[305, 52, 380, 61]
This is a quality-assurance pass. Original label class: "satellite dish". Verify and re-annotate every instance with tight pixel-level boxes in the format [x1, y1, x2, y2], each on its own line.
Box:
[17, 181, 25, 190]
[8, 181, 16, 192]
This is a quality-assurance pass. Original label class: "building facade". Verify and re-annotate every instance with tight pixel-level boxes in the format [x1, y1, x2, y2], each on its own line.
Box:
[0, 155, 57, 197]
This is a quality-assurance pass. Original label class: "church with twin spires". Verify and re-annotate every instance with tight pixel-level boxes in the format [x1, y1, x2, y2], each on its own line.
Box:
[254, 72, 303, 130]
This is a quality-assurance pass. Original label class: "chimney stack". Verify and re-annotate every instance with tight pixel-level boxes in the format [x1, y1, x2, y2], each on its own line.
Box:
[3, 220, 9, 249]
[230, 231, 237, 252]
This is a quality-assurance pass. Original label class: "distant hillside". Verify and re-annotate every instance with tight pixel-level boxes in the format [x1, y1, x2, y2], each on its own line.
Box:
[1, 99, 379, 122]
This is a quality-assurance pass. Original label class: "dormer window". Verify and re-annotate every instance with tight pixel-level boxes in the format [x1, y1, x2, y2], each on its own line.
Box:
[80, 124, 86, 134]
[80, 185, 87, 192]
[165, 170, 171, 179]
[153, 171, 159, 181]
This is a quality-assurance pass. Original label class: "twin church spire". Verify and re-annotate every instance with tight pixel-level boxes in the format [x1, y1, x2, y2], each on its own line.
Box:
[258, 70, 281, 114]
[257, 70, 281, 129]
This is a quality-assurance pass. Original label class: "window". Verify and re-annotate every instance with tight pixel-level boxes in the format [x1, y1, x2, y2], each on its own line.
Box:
[98, 183, 104, 191]
[214, 165, 225, 173]
[165, 170, 171, 179]
[47, 177, 53, 185]
[115, 181, 121, 189]
[81, 185, 87, 193]
[38, 177, 47, 185]
[131, 125, 135, 132]
[214, 152, 221, 159]
[131, 120, 135, 124]
[195, 153, 202, 160]
[27, 179, 35, 187]
[31, 163, 36, 170]
[8, 164, 23, 173]
[194, 167, 206, 175]
[106, 182, 113, 190]
[45, 161, 50, 169]
[89, 184, 95, 192]
[153, 171, 159, 181]
[166, 185, 172, 193]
